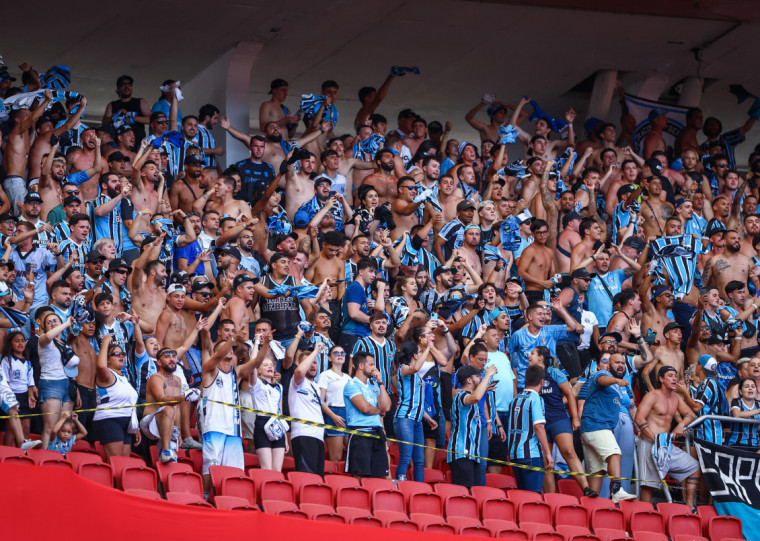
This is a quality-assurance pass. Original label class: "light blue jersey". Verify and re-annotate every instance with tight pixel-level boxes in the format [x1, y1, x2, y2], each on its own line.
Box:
[343, 377, 382, 428]
[507, 325, 569, 388]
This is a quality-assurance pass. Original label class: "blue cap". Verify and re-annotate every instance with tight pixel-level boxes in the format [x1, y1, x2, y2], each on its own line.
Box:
[698, 354, 717, 372]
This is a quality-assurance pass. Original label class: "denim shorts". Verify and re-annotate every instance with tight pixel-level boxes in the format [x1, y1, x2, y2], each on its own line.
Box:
[39, 378, 71, 404]
[324, 406, 347, 437]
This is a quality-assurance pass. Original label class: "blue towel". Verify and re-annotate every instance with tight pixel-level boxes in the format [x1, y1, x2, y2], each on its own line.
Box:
[299, 94, 338, 126]
[497, 125, 519, 145]
[352, 132, 384, 161]
[40, 65, 71, 90]
[527, 98, 567, 133]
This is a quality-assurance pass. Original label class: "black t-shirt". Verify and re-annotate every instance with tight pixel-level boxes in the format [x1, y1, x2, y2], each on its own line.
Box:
[108, 98, 146, 145]
[234, 159, 276, 203]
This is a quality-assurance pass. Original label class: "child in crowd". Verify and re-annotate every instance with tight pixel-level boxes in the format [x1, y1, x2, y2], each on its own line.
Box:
[48, 412, 87, 454]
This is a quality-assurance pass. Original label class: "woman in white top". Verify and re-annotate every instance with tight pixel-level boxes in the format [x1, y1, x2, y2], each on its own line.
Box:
[92, 335, 140, 461]
[38, 313, 77, 449]
[578, 310, 600, 371]
[251, 356, 286, 471]
[317, 345, 352, 464]
[2, 331, 37, 444]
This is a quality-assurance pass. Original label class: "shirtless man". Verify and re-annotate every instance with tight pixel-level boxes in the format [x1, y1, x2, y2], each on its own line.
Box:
[259, 78, 299, 139]
[71, 128, 108, 201]
[221, 274, 257, 341]
[465, 99, 514, 143]
[644, 322, 686, 388]
[634, 366, 701, 508]
[305, 231, 346, 300]
[633, 177, 674, 238]
[28, 97, 87, 182]
[360, 149, 398, 205]
[128, 162, 162, 234]
[2, 90, 53, 212]
[131, 239, 168, 333]
[72, 318, 98, 435]
[590, 123, 625, 166]
[206, 176, 251, 220]
[673, 108, 703, 157]
[702, 230, 756, 298]
[517, 219, 555, 305]
[169, 155, 208, 214]
[435, 175, 465, 224]
[112, 126, 137, 172]
[556, 212, 582, 273]
[639, 278, 675, 350]
[643, 109, 668, 159]
[39, 140, 101, 220]
[570, 218, 603, 272]
[519, 157, 545, 205]
[509, 96, 576, 160]
[458, 225, 483, 278]
[573, 168, 601, 218]
[155, 284, 198, 352]
[327, 138, 375, 189]
[605, 158, 639, 217]
[283, 150, 319, 218]
[739, 214, 760, 257]
[402, 117, 428, 157]
[390, 176, 427, 241]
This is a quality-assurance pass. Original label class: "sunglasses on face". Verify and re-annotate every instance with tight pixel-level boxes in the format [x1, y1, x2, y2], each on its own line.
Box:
[332, 351, 346, 357]
[111, 350, 125, 357]
[65, 190, 80, 195]
[197, 292, 212, 298]
[114, 269, 128, 275]
[160, 350, 178, 358]
[154, 119, 168, 124]
[400, 185, 417, 191]
[599, 340, 616, 345]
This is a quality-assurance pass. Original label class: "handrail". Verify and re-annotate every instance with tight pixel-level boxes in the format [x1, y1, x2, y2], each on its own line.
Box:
[684, 414, 760, 455]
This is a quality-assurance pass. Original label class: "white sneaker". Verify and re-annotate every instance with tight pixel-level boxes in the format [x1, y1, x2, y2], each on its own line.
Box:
[20, 439, 42, 451]
[181, 437, 202, 451]
[160, 449, 174, 463]
[611, 488, 637, 503]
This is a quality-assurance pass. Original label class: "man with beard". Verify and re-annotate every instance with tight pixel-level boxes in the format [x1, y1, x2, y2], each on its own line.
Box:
[719, 280, 760, 358]
[702, 230, 755, 298]
[93, 172, 131, 257]
[156, 284, 199, 361]
[640, 277, 675, 350]
[553, 268, 593, 380]
[19, 192, 52, 248]
[234, 228, 264, 279]
[344, 233, 398, 284]
[293, 178, 351, 234]
[233, 135, 275, 203]
[128, 161, 162, 235]
[519, 157, 546, 206]
[102, 74, 151, 144]
[435, 201, 476, 262]
[305, 231, 346, 300]
[113, 126, 137, 171]
[131, 239, 168, 333]
[629, 176, 674, 239]
[360, 149, 398, 205]
[517, 219, 555, 305]
[174, 212, 211, 277]
[27, 98, 87, 184]
[7, 221, 59, 312]
[206, 176, 251, 221]
[284, 150, 319, 218]
[740, 213, 760, 257]
[40, 140, 101, 221]
[635, 366, 701, 508]
[458, 225, 483, 278]
[170, 155, 207, 214]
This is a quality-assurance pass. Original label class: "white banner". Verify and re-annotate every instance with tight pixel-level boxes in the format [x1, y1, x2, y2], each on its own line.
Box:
[624, 94, 689, 156]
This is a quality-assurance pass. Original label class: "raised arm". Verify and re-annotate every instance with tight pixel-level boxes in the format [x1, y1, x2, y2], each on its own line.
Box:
[219, 116, 252, 147]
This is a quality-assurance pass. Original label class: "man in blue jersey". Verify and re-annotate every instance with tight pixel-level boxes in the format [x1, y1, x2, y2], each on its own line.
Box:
[448, 363, 498, 488]
[507, 364, 553, 493]
[343, 352, 391, 478]
[590, 246, 641, 330]
[681, 354, 723, 445]
[508, 301, 583, 389]
[340, 257, 378, 356]
[93, 172, 131, 257]
[580, 354, 637, 503]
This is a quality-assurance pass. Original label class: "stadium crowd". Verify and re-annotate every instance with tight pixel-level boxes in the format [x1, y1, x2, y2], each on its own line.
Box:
[1, 59, 760, 510]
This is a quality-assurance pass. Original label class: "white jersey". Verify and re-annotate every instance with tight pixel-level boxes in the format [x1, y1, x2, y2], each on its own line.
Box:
[201, 367, 241, 437]
[252, 378, 282, 416]
[288, 377, 324, 440]
[1, 356, 35, 393]
[94, 368, 138, 421]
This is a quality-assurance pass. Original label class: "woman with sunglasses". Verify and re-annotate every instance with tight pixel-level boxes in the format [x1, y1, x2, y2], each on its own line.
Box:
[92, 335, 140, 461]
[37, 313, 78, 449]
[317, 345, 352, 464]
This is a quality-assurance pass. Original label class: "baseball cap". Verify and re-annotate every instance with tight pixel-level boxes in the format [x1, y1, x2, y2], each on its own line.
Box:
[570, 268, 596, 280]
[219, 246, 242, 260]
[737, 357, 751, 369]
[456, 365, 481, 385]
[562, 211, 583, 227]
[648, 107, 668, 122]
[63, 195, 82, 206]
[107, 258, 130, 274]
[517, 211, 533, 224]
[398, 108, 417, 119]
[314, 175, 332, 187]
[35, 116, 53, 130]
[0, 213, 18, 223]
[456, 200, 476, 212]
[191, 281, 212, 293]
[698, 354, 718, 373]
[170, 270, 190, 284]
[273, 232, 298, 246]
[0, 282, 12, 297]
[24, 192, 43, 204]
[599, 331, 622, 343]
[663, 322, 684, 335]
[0, 69, 17, 83]
[108, 151, 130, 162]
[116, 75, 134, 86]
[616, 184, 637, 200]
[116, 125, 134, 136]
[268, 78, 288, 94]
[184, 154, 204, 166]
[149, 112, 167, 122]
[85, 250, 106, 263]
[433, 266, 453, 279]
[233, 274, 256, 289]
[622, 236, 646, 251]
[166, 283, 186, 295]
[644, 158, 663, 174]
[0, 260, 15, 271]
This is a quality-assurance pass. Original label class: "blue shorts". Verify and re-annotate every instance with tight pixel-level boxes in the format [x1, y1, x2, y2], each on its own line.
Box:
[545, 417, 573, 444]
[93, 416, 133, 445]
[39, 378, 71, 404]
[202, 431, 244, 474]
[324, 406, 347, 437]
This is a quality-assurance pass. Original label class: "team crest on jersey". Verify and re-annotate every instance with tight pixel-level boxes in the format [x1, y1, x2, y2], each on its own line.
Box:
[216, 377, 223, 387]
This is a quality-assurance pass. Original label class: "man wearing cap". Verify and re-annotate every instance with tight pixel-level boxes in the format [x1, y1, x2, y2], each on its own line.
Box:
[19, 192, 52, 247]
[169, 154, 208, 214]
[114, 125, 137, 169]
[51, 192, 84, 244]
[102, 258, 132, 315]
[103, 75, 150, 145]
[719, 280, 760, 358]
[674, 197, 705, 238]
[551, 268, 593, 379]
[635, 365, 701, 507]
[106, 150, 131, 177]
[435, 200, 475, 262]
[556, 211, 582, 273]
[293, 175, 350, 233]
[259, 78, 299, 139]
[448, 363, 498, 488]
[644, 322, 686, 388]
[81, 249, 106, 292]
[7, 221, 58, 312]
[610, 236, 644, 271]
[3, 90, 54, 214]
[420, 266, 456, 313]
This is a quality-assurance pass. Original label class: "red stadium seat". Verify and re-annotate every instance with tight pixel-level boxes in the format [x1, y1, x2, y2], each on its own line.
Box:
[385, 518, 417, 531]
[443, 494, 478, 519]
[257, 478, 293, 504]
[25, 448, 64, 465]
[165, 492, 211, 506]
[397, 480, 432, 502]
[520, 521, 555, 538]
[695, 506, 717, 535]
[297, 481, 333, 506]
[408, 491, 443, 516]
[434, 482, 470, 498]
[447, 515, 487, 533]
[566, 536, 600, 541]
[2, 454, 34, 466]
[494, 529, 529, 540]
[324, 474, 359, 491]
[483, 518, 520, 534]
[667, 513, 702, 538]
[630, 510, 665, 535]
[618, 500, 654, 530]
[121, 466, 157, 492]
[360, 477, 396, 492]
[185, 448, 203, 474]
[244, 453, 259, 469]
[65, 451, 103, 472]
[590, 507, 625, 531]
[322, 461, 337, 474]
[210, 465, 248, 502]
[656, 502, 691, 521]
[281, 456, 295, 472]
[79, 462, 114, 487]
[155, 461, 193, 488]
[348, 515, 382, 528]
[485, 472, 517, 490]
[517, 500, 552, 525]
[39, 457, 74, 471]
[592, 528, 629, 541]
[286, 471, 322, 486]
[543, 492, 579, 509]
[554, 504, 588, 528]
[632, 534, 668, 541]
[422, 522, 456, 535]
[71, 440, 92, 452]
[707, 516, 743, 541]
[219, 475, 256, 505]
[261, 500, 307, 519]
[0, 446, 28, 461]
[423, 468, 446, 484]
[509, 489, 545, 506]
[471, 485, 506, 500]
[336, 460, 346, 473]
[673, 536, 709, 541]
[580, 496, 615, 516]
[313, 512, 346, 525]
[557, 525, 591, 540]
[556, 479, 584, 500]
[334, 486, 371, 511]
[479, 495, 516, 522]
[109, 456, 147, 487]
[371, 489, 405, 514]
[125, 488, 162, 500]
[299, 502, 335, 517]
[373, 509, 408, 523]
[410, 513, 453, 533]
[166, 471, 203, 497]
[214, 495, 259, 511]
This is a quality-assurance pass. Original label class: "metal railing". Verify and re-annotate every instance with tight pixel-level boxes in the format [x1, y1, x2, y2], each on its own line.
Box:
[684, 414, 760, 454]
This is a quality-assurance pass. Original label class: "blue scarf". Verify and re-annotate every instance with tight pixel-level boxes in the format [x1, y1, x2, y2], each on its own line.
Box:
[299, 94, 338, 126]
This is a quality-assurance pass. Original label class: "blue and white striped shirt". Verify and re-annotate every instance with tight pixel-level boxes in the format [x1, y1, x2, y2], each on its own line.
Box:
[506, 389, 546, 460]
[395, 366, 424, 421]
[352, 336, 396, 396]
[448, 390, 482, 463]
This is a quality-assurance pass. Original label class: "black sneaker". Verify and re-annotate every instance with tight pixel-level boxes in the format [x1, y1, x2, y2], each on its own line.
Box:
[583, 487, 599, 498]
